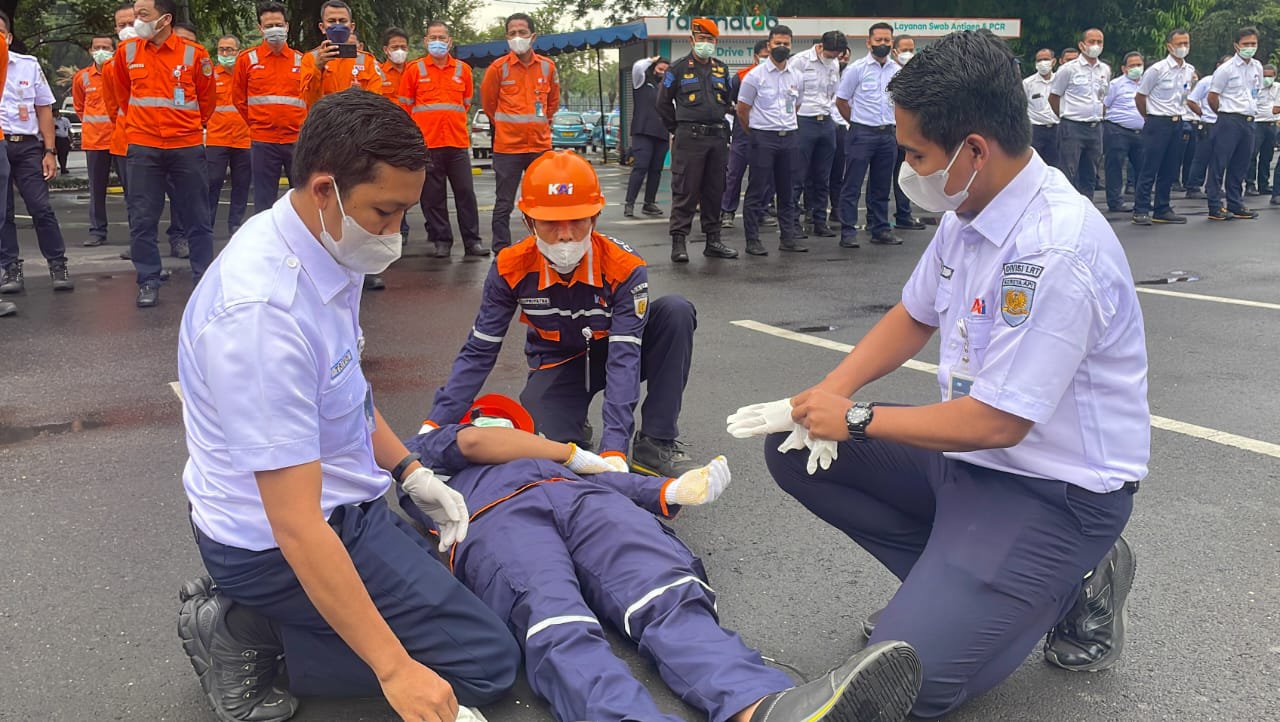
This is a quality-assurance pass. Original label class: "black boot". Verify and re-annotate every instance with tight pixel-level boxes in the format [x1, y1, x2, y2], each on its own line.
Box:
[748, 641, 921, 722]
[630, 433, 701, 477]
[702, 237, 739, 259]
[0, 260, 24, 294]
[1044, 535, 1136, 671]
[49, 259, 74, 291]
[623, 203, 636, 218]
[670, 236, 689, 263]
[178, 576, 298, 722]
[641, 203, 664, 216]
[745, 238, 767, 256]
[171, 239, 190, 259]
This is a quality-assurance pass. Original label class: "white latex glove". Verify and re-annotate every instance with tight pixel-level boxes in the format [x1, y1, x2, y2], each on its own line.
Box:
[563, 443, 617, 475]
[664, 456, 730, 506]
[726, 399, 795, 438]
[456, 709, 489, 722]
[775, 424, 809, 454]
[401, 466, 470, 552]
[806, 438, 838, 475]
[603, 455, 629, 473]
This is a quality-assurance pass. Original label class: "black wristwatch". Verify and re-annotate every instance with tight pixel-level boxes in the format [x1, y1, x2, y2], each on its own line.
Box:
[390, 452, 421, 483]
[43, 148, 55, 156]
[845, 402, 875, 442]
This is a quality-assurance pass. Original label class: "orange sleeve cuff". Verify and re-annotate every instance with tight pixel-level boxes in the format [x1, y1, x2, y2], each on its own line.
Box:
[658, 477, 677, 518]
[421, 420, 439, 429]
[601, 450, 626, 460]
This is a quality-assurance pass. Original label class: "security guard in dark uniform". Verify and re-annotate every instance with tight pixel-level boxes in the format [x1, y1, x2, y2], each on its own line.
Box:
[656, 17, 738, 263]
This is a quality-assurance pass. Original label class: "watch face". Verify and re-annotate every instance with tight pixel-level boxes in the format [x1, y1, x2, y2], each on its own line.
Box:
[846, 405, 871, 426]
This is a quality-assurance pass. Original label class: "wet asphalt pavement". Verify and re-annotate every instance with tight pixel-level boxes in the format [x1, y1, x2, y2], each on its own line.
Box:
[2, 161, 1279, 721]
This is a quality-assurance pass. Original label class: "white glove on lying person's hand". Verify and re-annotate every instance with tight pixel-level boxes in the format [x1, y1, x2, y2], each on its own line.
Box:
[726, 399, 795, 438]
[401, 466, 470, 552]
[663, 456, 730, 506]
[563, 443, 618, 475]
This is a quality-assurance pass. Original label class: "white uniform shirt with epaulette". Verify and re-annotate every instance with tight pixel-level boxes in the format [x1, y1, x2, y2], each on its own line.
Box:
[177, 192, 389, 551]
[1136, 55, 1195, 117]
[1023, 72, 1059, 127]
[1209, 53, 1263, 115]
[1050, 55, 1111, 122]
[900, 153, 1150, 492]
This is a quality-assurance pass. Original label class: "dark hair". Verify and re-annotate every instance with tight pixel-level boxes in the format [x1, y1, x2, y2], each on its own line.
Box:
[91, 33, 117, 45]
[753, 39, 768, 55]
[1123, 51, 1143, 65]
[294, 90, 428, 187]
[153, 0, 179, 19]
[0, 10, 11, 32]
[821, 30, 848, 52]
[888, 30, 1030, 155]
[218, 34, 239, 44]
[1079, 27, 1103, 42]
[1061, 47, 1078, 58]
[1034, 47, 1053, 58]
[257, 1, 286, 21]
[1265, 63, 1277, 72]
[506, 12, 535, 35]
[869, 22, 894, 36]
[425, 19, 450, 36]
[1165, 28, 1188, 43]
[320, 0, 352, 18]
[381, 26, 407, 45]
[1218, 54, 1232, 65]
[769, 24, 792, 41]
[173, 20, 198, 36]
[894, 34, 914, 49]
[115, 3, 134, 13]
[1236, 26, 1259, 43]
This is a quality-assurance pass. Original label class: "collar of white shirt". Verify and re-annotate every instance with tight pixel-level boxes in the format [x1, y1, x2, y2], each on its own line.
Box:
[275, 190, 358, 303]
[960, 153, 1048, 247]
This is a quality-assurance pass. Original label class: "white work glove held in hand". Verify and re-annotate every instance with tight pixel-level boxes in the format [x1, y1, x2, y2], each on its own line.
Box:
[401, 467, 470, 552]
[664, 456, 730, 506]
[563, 443, 617, 475]
[775, 426, 839, 475]
[726, 399, 795, 438]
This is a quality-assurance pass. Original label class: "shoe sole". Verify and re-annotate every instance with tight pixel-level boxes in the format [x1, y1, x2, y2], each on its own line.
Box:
[1045, 538, 1137, 673]
[629, 461, 662, 477]
[1150, 218, 1185, 224]
[811, 641, 922, 722]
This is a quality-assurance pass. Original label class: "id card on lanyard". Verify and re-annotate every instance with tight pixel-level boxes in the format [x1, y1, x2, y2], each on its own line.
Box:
[947, 316, 976, 400]
[173, 66, 185, 106]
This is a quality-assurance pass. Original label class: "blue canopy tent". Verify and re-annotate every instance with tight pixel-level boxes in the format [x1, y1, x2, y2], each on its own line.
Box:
[455, 21, 648, 162]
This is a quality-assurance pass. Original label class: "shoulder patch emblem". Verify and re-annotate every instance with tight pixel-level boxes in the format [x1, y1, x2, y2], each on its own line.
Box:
[1001, 278, 1036, 327]
[200, 57, 213, 76]
[634, 293, 648, 319]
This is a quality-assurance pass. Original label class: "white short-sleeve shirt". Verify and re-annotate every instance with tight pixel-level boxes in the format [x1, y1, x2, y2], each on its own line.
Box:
[178, 193, 391, 551]
[739, 61, 803, 131]
[1209, 54, 1264, 115]
[1023, 73, 1059, 127]
[1189, 75, 1217, 123]
[900, 153, 1150, 492]
[0, 52, 57, 135]
[789, 46, 840, 117]
[836, 53, 898, 126]
[1136, 55, 1195, 117]
[1049, 56, 1110, 122]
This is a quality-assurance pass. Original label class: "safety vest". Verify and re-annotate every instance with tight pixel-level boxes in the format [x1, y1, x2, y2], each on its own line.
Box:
[73, 66, 114, 151]
[405, 57, 471, 149]
[234, 44, 306, 144]
[206, 65, 250, 149]
[484, 52, 557, 154]
[114, 35, 214, 148]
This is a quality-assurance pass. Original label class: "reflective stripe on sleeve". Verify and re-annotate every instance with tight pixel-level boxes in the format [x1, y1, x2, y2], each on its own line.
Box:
[609, 335, 642, 345]
[472, 327, 504, 344]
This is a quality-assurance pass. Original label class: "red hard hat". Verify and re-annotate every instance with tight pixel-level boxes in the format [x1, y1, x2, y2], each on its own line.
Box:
[460, 394, 536, 434]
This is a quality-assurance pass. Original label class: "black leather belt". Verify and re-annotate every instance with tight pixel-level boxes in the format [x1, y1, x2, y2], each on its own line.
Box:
[4, 134, 37, 143]
[1149, 115, 1182, 122]
[1062, 118, 1100, 127]
[852, 122, 895, 133]
[800, 114, 831, 122]
[1123, 481, 1139, 494]
[1218, 112, 1254, 121]
[753, 128, 796, 137]
[678, 122, 728, 137]
[1105, 120, 1141, 132]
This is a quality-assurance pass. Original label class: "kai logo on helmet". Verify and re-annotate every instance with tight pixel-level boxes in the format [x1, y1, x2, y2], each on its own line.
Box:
[547, 183, 574, 196]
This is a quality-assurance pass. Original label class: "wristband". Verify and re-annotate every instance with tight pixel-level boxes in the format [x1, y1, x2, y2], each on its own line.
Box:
[390, 452, 421, 484]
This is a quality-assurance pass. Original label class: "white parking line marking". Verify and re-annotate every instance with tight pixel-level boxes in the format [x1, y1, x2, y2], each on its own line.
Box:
[1135, 287, 1280, 311]
[732, 319, 1280, 460]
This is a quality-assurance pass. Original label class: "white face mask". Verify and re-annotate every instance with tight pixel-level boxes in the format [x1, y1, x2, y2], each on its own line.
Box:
[263, 26, 288, 46]
[1035, 60, 1053, 75]
[896, 51, 914, 64]
[134, 16, 166, 41]
[92, 49, 114, 65]
[508, 36, 532, 54]
[118, 25, 138, 41]
[535, 226, 591, 273]
[1171, 46, 1189, 60]
[1082, 43, 1103, 59]
[316, 179, 404, 275]
[898, 143, 979, 213]
[388, 48, 408, 64]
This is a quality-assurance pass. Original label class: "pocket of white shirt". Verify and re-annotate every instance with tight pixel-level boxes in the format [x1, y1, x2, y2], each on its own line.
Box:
[319, 368, 368, 453]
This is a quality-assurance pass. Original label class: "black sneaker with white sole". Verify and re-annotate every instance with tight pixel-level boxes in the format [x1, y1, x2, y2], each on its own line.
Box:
[1043, 535, 1136, 672]
[748, 641, 922, 722]
[177, 575, 298, 722]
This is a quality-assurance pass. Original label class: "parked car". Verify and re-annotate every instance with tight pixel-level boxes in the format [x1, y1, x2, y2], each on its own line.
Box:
[590, 112, 620, 151]
[581, 110, 602, 130]
[470, 111, 492, 159]
[550, 111, 591, 149]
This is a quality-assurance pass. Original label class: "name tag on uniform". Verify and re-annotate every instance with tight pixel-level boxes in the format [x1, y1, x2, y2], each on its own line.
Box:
[174, 87, 185, 106]
[17, 105, 29, 122]
[363, 383, 375, 433]
[784, 92, 795, 115]
[534, 100, 544, 117]
[948, 371, 974, 400]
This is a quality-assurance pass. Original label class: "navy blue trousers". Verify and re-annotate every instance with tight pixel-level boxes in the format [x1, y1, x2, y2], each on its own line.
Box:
[891, 147, 914, 225]
[196, 499, 519, 704]
[1133, 115, 1186, 215]
[250, 141, 293, 215]
[719, 124, 753, 214]
[491, 151, 541, 251]
[1186, 122, 1215, 190]
[792, 116, 835, 226]
[1249, 121, 1276, 192]
[447, 479, 791, 722]
[840, 124, 897, 238]
[1031, 124, 1059, 169]
[744, 130, 800, 242]
[422, 146, 482, 246]
[0, 141, 8, 233]
[206, 145, 251, 233]
[829, 124, 847, 223]
[765, 435, 1133, 718]
[520, 295, 695, 446]
[1207, 114, 1255, 213]
[1056, 119, 1102, 198]
[125, 144, 212, 286]
[1180, 122, 1197, 187]
[1103, 122, 1144, 210]
[0, 137, 67, 267]
[626, 134, 668, 206]
[86, 149, 113, 243]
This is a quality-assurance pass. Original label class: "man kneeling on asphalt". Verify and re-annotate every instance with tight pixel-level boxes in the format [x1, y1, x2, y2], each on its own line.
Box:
[173, 90, 517, 722]
[729, 30, 1147, 719]
[398, 395, 922, 722]
[427, 150, 703, 478]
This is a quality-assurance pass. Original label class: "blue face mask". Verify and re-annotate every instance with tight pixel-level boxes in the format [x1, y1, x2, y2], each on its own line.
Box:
[427, 40, 449, 58]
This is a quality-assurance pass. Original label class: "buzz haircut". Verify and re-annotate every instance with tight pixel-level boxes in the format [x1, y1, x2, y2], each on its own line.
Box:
[425, 19, 451, 36]
[320, 0, 352, 16]
[894, 34, 914, 49]
[1166, 28, 1188, 43]
[769, 25, 792, 40]
[293, 89, 428, 187]
[888, 29, 1030, 155]
[869, 21, 894, 36]
[1123, 51, 1143, 65]
[506, 12, 535, 34]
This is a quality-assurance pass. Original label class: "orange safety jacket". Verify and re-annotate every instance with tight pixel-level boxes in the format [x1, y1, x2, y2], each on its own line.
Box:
[480, 51, 559, 154]
[398, 56, 472, 149]
[106, 34, 215, 149]
[299, 50, 383, 103]
[379, 60, 404, 102]
[232, 43, 307, 145]
[72, 65, 114, 151]
[206, 64, 250, 149]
